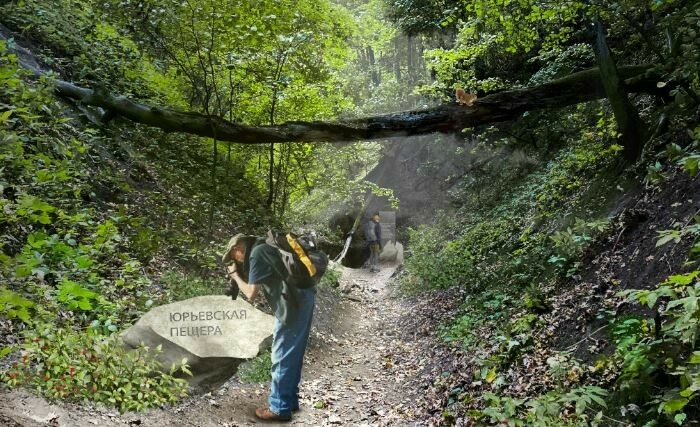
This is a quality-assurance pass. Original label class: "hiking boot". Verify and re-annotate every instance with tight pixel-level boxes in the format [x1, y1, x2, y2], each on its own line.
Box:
[255, 407, 291, 422]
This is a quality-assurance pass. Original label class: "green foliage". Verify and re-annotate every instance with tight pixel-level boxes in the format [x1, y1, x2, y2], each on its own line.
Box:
[1, 0, 181, 101]
[1, 325, 190, 413]
[460, 346, 607, 425]
[162, 271, 228, 302]
[0, 288, 35, 324]
[2, 208, 154, 328]
[611, 221, 700, 424]
[660, 3, 700, 107]
[16, 195, 56, 225]
[397, 35, 672, 421]
[56, 280, 99, 311]
[442, 290, 512, 346]
[655, 215, 700, 265]
[522, 284, 547, 313]
[606, 316, 659, 405]
[401, 122, 620, 294]
[676, 128, 700, 178]
[318, 264, 342, 289]
[646, 160, 667, 185]
[383, 0, 449, 35]
[415, 0, 591, 101]
[528, 44, 595, 86]
[435, 115, 700, 425]
[477, 386, 607, 427]
[548, 217, 610, 276]
[340, 0, 431, 114]
[426, 139, 699, 423]
[0, 28, 262, 343]
[86, 0, 358, 217]
[400, 219, 479, 293]
[0, 51, 249, 427]
[649, 129, 700, 186]
[237, 350, 272, 383]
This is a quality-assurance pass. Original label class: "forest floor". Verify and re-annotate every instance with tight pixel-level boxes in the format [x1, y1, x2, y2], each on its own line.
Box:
[0, 262, 431, 427]
[2, 172, 698, 427]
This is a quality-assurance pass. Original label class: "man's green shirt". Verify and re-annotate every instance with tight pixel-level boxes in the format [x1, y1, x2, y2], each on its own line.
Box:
[248, 241, 299, 325]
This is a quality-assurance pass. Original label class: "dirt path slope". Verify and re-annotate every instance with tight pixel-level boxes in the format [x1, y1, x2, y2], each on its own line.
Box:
[0, 263, 420, 426]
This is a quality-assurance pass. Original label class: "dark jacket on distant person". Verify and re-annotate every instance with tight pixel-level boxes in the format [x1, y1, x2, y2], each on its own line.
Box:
[364, 219, 381, 244]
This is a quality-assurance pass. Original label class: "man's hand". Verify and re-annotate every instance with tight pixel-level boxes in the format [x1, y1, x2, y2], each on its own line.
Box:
[225, 264, 259, 301]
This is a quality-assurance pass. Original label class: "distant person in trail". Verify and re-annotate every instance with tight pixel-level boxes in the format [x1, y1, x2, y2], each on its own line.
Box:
[222, 233, 315, 422]
[364, 212, 382, 272]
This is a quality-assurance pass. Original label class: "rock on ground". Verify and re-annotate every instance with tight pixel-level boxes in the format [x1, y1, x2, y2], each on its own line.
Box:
[121, 296, 275, 390]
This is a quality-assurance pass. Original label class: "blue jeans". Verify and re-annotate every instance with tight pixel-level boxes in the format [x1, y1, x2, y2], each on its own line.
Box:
[268, 286, 316, 416]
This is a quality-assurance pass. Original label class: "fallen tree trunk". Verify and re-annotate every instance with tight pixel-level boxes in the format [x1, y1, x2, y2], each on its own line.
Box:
[53, 64, 660, 144]
[0, 23, 667, 145]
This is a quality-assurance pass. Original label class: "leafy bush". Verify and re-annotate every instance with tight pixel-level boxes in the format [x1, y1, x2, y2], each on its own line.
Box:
[610, 213, 700, 425]
[1, 325, 190, 413]
[162, 271, 228, 302]
[318, 264, 342, 288]
[548, 217, 610, 276]
[56, 280, 100, 311]
[478, 386, 608, 427]
[0, 288, 35, 323]
[442, 289, 512, 346]
[550, 218, 609, 259]
[617, 271, 700, 424]
[237, 350, 272, 383]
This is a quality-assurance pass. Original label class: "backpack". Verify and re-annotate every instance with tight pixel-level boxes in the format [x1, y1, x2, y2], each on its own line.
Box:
[266, 230, 329, 288]
[364, 219, 377, 242]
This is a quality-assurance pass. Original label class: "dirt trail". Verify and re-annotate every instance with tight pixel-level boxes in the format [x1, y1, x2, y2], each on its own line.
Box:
[0, 263, 420, 427]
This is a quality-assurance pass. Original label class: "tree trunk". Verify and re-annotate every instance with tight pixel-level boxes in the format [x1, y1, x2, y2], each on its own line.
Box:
[394, 37, 402, 82]
[594, 19, 648, 162]
[49, 64, 662, 148]
[267, 142, 274, 208]
[407, 35, 414, 82]
[367, 46, 379, 86]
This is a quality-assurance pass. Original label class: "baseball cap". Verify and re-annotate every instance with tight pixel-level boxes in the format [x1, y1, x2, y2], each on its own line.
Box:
[222, 233, 246, 263]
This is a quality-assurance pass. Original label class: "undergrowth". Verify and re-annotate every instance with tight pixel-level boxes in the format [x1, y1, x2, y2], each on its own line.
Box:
[237, 350, 273, 383]
[1, 324, 190, 413]
[400, 96, 700, 425]
[0, 5, 265, 409]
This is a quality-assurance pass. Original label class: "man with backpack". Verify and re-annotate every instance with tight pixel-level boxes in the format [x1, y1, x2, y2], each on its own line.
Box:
[222, 233, 316, 422]
[364, 212, 382, 272]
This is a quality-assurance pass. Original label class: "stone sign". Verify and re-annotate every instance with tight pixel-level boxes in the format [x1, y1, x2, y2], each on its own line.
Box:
[378, 210, 396, 244]
[121, 295, 274, 389]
